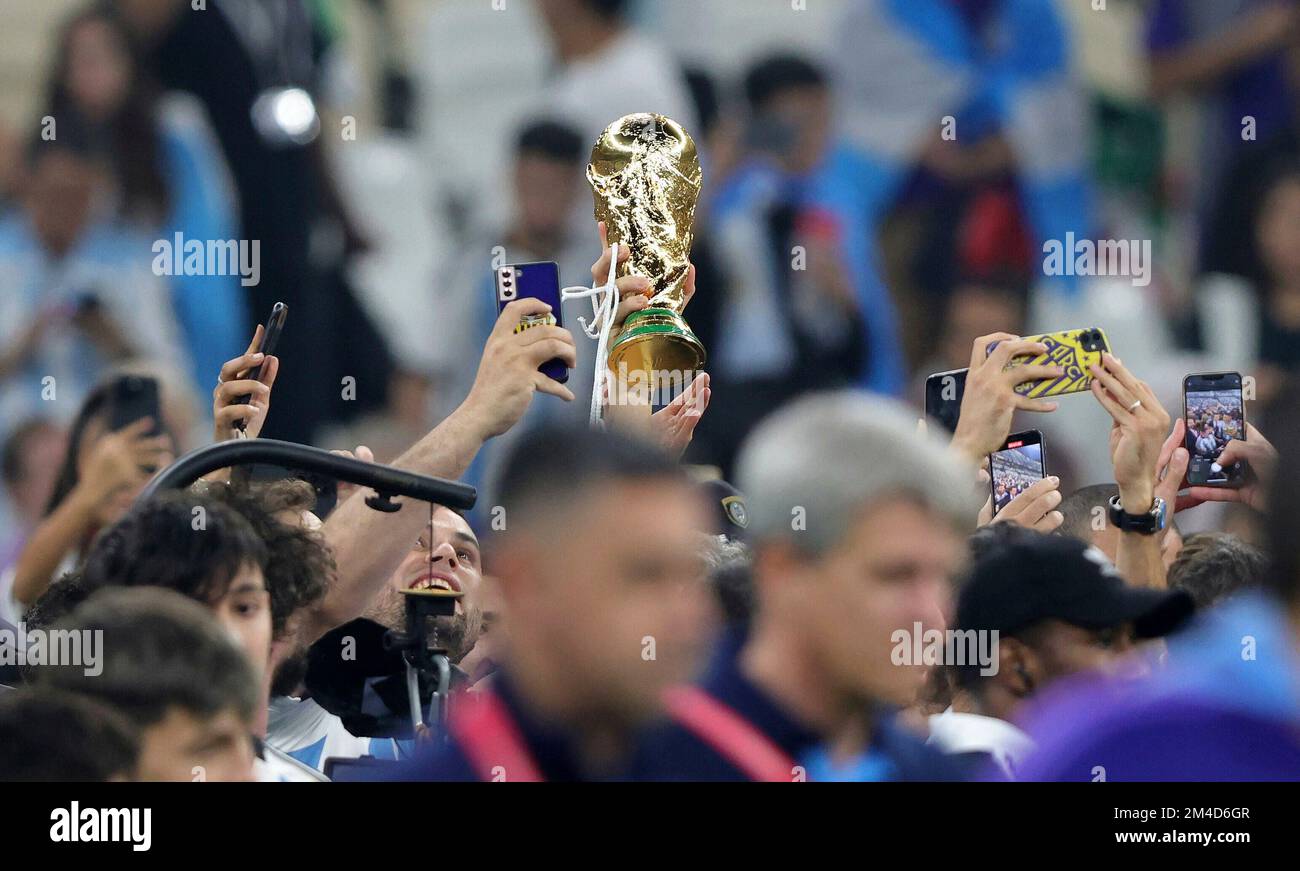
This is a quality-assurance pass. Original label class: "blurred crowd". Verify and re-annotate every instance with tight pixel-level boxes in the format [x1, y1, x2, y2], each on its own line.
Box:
[1, 0, 1299, 784]
[4, 0, 1300, 536]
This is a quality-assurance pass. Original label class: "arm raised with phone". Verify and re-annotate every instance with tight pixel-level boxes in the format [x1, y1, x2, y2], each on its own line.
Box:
[949, 333, 1065, 467]
[1090, 353, 1172, 589]
[301, 298, 577, 644]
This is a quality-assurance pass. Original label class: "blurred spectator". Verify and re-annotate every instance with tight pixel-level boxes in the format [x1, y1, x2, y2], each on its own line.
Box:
[0, 418, 66, 576]
[0, 686, 140, 782]
[912, 279, 1026, 403]
[1239, 161, 1300, 402]
[937, 525, 1192, 779]
[1017, 390, 1300, 780]
[44, 4, 247, 398]
[118, 0, 393, 444]
[432, 118, 596, 519]
[825, 0, 1094, 390]
[1166, 531, 1266, 609]
[1147, 0, 1299, 272]
[535, 0, 698, 146]
[0, 130, 190, 430]
[34, 586, 260, 782]
[6, 375, 173, 616]
[692, 53, 868, 475]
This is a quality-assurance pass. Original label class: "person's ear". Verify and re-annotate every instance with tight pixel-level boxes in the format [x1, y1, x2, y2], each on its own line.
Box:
[999, 637, 1037, 698]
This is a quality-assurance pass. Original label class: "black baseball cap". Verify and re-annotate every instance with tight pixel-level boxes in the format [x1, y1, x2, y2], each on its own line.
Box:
[957, 526, 1194, 639]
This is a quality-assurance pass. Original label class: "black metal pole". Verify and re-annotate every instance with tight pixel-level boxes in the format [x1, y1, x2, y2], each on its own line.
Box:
[139, 439, 476, 511]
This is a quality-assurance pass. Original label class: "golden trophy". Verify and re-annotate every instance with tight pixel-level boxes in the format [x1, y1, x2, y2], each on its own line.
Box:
[588, 113, 705, 384]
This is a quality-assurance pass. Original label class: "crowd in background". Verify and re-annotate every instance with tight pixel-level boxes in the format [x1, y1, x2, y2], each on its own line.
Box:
[1, 0, 1299, 784]
[2, 0, 1300, 541]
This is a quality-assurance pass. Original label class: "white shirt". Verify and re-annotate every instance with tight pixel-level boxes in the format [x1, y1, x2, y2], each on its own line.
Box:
[265, 695, 408, 774]
[543, 29, 698, 149]
[927, 708, 1036, 780]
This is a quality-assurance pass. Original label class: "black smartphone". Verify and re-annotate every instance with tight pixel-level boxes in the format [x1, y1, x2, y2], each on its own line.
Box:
[109, 375, 162, 436]
[924, 367, 968, 434]
[989, 430, 1046, 516]
[1183, 372, 1247, 487]
[233, 302, 287, 429]
[496, 262, 568, 383]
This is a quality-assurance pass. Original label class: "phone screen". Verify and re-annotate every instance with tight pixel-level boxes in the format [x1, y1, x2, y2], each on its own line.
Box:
[109, 375, 162, 436]
[924, 368, 967, 434]
[496, 261, 568, 383]
[990, 431, 1046, 516]
[1184, 373, 1246, 486]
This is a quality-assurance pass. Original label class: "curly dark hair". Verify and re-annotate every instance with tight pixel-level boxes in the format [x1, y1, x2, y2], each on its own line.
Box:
[202, 479, 334, 640]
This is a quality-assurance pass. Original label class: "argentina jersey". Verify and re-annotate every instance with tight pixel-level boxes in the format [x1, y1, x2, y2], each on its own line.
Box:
[266, 695, 415, 773]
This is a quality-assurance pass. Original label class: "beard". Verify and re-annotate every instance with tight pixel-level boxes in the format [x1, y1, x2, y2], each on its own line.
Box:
[271, 647, 310, 698]
[364, 584, 482, 664]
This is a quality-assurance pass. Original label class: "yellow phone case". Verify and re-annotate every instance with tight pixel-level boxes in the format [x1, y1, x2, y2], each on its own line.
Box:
[991, 328, 1110, 399]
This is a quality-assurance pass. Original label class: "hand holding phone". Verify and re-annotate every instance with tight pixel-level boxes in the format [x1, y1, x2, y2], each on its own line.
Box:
[989, 430, 1047, 518]
[496, 263, 568, 383]
[949, 333, 1065, 464]
[990, 328, 1109, 398]
[1090, 353, 1170, 510]
[109, 375, 162, 437]
[924, 367, 967, 434]
[214, 303, 285, 440]
[1183, 372, 1247, 488]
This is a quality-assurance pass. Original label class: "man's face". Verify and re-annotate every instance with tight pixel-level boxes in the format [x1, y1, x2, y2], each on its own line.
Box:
[501, 479, 712, 725]
[26, 151, 100, 255]
[368, 507, 484, 662]
[208, 564, 273, 681]
[765, 498, 964, 708]
[66, 18, 132, 120]
[514, 154, 578, 247]
[1024, 621, 1143, 684]
[756, 87, 831, 176]
[136, 706, 255, 782]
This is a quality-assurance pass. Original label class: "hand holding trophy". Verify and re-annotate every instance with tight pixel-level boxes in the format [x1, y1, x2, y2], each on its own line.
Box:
[587, 113, 706, 390]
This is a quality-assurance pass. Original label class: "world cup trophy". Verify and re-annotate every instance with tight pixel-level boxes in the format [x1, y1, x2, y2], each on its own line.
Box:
[587, 113, 705, 387]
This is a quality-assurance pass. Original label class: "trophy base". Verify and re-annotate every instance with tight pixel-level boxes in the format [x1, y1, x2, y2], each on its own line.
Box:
[607, 307, 706, 391]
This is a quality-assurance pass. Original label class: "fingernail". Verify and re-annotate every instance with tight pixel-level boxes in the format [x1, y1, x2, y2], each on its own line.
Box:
[253, 352, 264, 359]
[1049, 476, 1060, 485]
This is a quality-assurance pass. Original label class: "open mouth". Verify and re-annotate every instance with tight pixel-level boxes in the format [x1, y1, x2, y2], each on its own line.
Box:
[407, 572, 460, 594]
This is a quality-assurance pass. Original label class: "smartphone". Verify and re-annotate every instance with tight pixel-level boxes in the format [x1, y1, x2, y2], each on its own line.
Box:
[1183, 372, 1247, 487]
[989, 430, 1046, 516]
[496, 261, 568, 383]
[233, 302, 287, 429]
[988, 328, 1110, 399]
[924, 367, 968, 434]
[109, 375, 162, 436]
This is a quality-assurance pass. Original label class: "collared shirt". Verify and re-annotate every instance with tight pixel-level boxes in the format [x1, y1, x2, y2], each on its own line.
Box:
[635, 630, 958, 781]
[927, 708, 1036, 780]
[394, 673, 617, 782]
[266, 696, 413, 773]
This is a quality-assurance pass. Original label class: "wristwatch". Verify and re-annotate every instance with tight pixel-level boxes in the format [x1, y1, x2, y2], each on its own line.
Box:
[1107, 494, 1167, 536]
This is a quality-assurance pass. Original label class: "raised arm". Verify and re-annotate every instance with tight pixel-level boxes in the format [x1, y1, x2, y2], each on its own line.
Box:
[299, 298, 577, 644]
